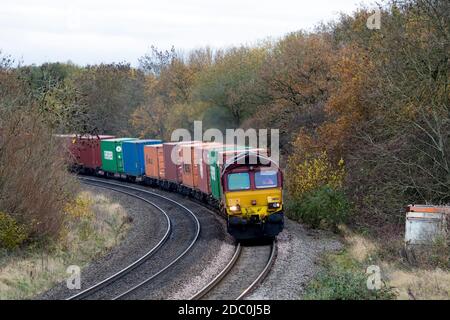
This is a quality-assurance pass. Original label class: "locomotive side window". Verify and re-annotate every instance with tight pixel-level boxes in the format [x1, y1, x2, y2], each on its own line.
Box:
[227, 172, 250, 191]
[255, 170, 278, 189]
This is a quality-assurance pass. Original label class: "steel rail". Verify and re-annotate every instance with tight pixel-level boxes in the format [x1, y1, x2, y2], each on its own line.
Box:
[189, 241, 276, 300]
[236, 241, 277, 300]
[67, 179, 172, 300]
[78, 177, 201, 300]
[189, 243, 242, 300]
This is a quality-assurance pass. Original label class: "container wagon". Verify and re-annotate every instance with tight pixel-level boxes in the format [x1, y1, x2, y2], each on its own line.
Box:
[144, 144, 165, 179]
[67, 134, 284, 240]
[71, 134, 115, 173]
[100, 138, 137, 177]
[122, 139, 162, 180]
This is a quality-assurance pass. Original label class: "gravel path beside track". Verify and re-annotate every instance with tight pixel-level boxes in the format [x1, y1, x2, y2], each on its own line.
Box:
[246, 219, 342, 300]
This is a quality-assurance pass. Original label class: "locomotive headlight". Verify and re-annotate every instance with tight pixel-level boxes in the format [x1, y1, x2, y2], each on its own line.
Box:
[268, 202, 280, 209]
[230, 205, 241, 212]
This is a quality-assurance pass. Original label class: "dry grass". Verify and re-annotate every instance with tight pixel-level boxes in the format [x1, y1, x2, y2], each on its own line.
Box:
[0, 190, 131, 299]
[336, 226, 450, 300]
[339, 225, 378, 263]
[386, 267, 450, 300]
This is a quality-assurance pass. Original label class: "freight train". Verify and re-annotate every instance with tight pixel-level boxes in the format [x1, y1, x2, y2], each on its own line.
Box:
[59, 134, 284, 240]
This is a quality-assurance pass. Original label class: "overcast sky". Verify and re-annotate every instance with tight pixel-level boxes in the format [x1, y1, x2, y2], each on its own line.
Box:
[0, 0, 374, 66]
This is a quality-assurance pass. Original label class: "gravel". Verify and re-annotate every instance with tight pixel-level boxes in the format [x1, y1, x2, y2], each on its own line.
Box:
[201, 244, 272, 300]
[90, 181, 237, 300]
[38, 180, 343, 300]
[246, 218, 343, 300]
[40, 179, 234, 300]
[38, 184, 169, 300]
[123, 192, 235, 300]
[168, 235, 236, 299]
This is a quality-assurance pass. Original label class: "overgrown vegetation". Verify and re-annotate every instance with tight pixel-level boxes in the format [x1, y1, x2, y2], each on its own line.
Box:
[0, 191, 130, 299]
[303, 251, 396, 300]
[286, 151, 349, 229]
[0, 212, 27, 250]
[0, 108, 78, 245]
[305, 227, 449, 300]
[287, 187, 350, 230]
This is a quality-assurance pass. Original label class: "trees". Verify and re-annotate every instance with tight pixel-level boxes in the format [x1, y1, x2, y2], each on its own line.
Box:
[73, 63, 145, 135]
[286, 0, 450, 231]
[1, 0, 447, 236]
[0, 55, 77, 244]
[194, 46, 270, 126]
[132, 46, 214, 139]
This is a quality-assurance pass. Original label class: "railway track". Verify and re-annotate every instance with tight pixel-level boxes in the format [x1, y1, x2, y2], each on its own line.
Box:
[190, 241, 277, 300]
[67, 177, 201, 300]
[67, 176, 276, 300]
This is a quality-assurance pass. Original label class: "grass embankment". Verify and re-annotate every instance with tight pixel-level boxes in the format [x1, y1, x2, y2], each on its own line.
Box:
[302, 226, 450, 300]
[0, 190, 131, 299]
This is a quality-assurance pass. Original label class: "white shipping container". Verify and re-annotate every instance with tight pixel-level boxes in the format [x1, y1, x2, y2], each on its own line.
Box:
[405, 211, 446, 245]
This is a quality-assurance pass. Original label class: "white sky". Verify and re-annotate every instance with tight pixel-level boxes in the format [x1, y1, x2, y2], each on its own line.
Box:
[0, 0, 374, 66]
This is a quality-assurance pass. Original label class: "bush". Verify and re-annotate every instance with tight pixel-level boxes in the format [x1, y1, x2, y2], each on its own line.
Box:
[65, 195, 93, 220]
[0, 212, 27, 250]
[286, 150, 345, 197]
[0, 107, 78, 242]
[405, 236, 450, 270]
[303, 252, 396, 300]
[287, 186, 351, 229]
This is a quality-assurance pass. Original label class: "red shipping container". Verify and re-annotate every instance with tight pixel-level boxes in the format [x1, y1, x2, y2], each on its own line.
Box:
[180, 142, 205, 187]
[162, 141, 201, 183]
[195, 143, 224, 193]
[73, 134, 115, 169]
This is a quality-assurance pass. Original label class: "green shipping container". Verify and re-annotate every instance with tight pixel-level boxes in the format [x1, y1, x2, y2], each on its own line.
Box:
[101, 138, 138, 173]
[209, 150, 221, 200]
[208, 145, 249, 200]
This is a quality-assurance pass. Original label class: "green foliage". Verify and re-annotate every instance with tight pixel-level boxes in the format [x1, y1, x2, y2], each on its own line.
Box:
[0, 212, 27, 250]
[303, 252, 397, 300]
[194, 46, 270, 125]
[73, 63, 145, 135]
[287, 186, 351, 229]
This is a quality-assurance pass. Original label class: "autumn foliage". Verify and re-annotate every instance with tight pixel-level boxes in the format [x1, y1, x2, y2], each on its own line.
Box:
[0, 0, 447, 237]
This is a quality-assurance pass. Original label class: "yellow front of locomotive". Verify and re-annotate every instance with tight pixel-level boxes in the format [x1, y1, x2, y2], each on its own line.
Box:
[222, 158, 284, 239]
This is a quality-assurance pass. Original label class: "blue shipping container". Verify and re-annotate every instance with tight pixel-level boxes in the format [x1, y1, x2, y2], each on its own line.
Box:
[122, 139, 162, 176]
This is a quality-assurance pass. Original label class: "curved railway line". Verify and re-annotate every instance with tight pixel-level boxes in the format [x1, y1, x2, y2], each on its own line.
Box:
[68, 177, 200, 300]
[66, 176, 276, 300]
[190, 241, 277, 300]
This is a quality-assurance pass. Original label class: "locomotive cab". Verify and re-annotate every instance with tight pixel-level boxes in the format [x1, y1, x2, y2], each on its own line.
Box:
[221, 152, 284, 240]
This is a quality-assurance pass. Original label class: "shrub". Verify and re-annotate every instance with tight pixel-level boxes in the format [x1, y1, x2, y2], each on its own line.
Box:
[0, 212, 27, 250]
[287, 186, 351, 229]
[0, 107, 78, 242]
[405, 236, 450, 270]
[286, 150, 345, 197]
[65, 195, 93, 220]
[303, 252, 396, 300]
